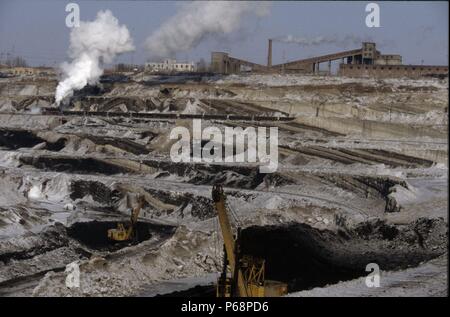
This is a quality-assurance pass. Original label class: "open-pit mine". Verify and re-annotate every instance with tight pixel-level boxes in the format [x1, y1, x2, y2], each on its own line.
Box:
[0, 70, 447, 297]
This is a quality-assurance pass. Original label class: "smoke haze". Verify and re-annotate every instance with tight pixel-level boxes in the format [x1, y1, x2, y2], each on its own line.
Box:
[273, 34, 372, 49]
[55, 10, 134, 105]
[145, 1, 270, 59]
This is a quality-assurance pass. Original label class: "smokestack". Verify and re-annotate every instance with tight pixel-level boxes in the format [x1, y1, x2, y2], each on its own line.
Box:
[267, 39, 272, 67]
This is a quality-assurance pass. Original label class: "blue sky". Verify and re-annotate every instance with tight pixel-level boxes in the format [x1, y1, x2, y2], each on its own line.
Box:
[0, 1, 448, 67]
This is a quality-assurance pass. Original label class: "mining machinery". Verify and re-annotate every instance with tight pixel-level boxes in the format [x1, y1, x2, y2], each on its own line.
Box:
[212, 184, 288, 297]
[108, 195, 145, 242]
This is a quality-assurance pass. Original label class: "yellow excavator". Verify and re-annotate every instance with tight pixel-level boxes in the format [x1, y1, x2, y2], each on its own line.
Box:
[108, 195, 145, 242]
[212, 184, 288, 297]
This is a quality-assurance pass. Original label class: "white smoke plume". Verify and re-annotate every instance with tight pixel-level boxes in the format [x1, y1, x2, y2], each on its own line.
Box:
[273, 34, 370, 49]
[145, 1, 270, 59]
[55, 10, 134, 105]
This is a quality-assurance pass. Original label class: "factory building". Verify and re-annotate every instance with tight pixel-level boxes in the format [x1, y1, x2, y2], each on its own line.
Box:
[0, 65, 55, 77]
[211, 52, 268, 74]
[145, 59, 196, 73]
[374, 55, 402, 65]
[354, 42, 402, 65]
[339, 64, 448, 78]
[211, 41, 447, 78]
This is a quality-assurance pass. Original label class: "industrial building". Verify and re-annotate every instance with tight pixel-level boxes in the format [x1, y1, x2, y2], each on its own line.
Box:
[145, 59, 196, 73]
[211, 40, 448, 78]
[339, 64, 448, 78]
[0, 65, 55, 77]
[210, 52, 267, 74]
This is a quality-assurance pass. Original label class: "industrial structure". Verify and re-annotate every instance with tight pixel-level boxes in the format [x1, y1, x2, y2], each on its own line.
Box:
[211, 40, 448, 78]
[107, 195, 145, 242]
[211, 52, 267, 74]
[339, 63, 448, 78]
[0, 65, 55, 77]
[145, 59, 196, 73]
[212, 184, 288, 297]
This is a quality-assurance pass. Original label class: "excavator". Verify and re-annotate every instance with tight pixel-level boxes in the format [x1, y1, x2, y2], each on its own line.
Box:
[108, 195, 145, 242]
[212, 184, 288, 297]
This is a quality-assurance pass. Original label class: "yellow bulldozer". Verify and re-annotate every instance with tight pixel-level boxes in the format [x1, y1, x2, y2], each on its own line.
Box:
[108, 195, 145, 242]
[212, 184, 288, 297]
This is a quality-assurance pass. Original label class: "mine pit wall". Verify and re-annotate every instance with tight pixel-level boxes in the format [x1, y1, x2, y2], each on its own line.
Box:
[0, 114, 63, 130]
[394, 148, 447, 165]
[254, 100, 400, 120]
[66, 221, 177, 251]
[293, 116, 447, 163]
[371, 148, 445, 166]
[339, 64, 448, 78]
[294, 116, 447, 140]
[239, 218, 447, 292]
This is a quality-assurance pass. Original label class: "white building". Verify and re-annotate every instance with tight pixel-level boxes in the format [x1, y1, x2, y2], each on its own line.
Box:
[145, 59, 196, 73]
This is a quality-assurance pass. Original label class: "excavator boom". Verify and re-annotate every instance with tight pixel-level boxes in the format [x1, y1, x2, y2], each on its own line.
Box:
[212, 184, 288, 297]
[212, 185, 236, 273]
[212, 185, 249, 297]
